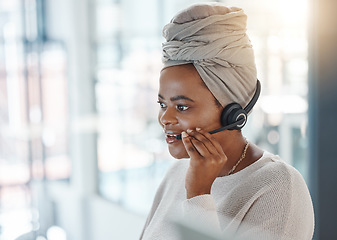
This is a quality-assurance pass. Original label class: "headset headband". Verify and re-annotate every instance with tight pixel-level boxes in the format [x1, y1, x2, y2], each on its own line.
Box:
[244, 80, 261, 113]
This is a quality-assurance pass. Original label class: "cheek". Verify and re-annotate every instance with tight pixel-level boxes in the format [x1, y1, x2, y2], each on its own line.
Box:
[185, 109, 222, 131]
[175, 116, 197, 130]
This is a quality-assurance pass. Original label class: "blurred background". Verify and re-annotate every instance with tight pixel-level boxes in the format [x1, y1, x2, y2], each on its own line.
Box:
[0, 0, 336, 239]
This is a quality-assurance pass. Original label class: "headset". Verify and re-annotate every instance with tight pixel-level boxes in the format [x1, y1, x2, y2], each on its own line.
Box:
[176, 80, 261, 140]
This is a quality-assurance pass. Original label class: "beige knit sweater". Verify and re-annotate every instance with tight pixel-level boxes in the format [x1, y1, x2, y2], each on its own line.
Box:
[140, 151, 314, 240]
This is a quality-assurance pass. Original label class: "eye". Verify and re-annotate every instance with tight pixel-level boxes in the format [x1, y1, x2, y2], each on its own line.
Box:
[157, 101, 167, 108]
[176, 105, 190, 111]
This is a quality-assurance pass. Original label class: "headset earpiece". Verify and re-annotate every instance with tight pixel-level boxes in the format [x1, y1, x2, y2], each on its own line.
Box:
[220, 80, 261, 131]
[221, 103, 247, 130]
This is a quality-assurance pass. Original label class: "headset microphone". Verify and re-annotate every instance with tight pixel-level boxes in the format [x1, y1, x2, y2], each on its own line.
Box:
[175, 80, 261, 140]
[175, 118, 245, 140]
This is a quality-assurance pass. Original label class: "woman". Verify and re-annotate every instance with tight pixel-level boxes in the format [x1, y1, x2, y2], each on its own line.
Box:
[140, 3, 314, 240]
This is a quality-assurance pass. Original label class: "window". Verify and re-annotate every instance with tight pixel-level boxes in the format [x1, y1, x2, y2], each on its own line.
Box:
[0, 1, 70, 238]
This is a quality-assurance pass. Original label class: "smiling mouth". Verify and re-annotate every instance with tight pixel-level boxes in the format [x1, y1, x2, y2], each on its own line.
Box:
[165, 133, 181, 144]
[167, 134, 178, 138]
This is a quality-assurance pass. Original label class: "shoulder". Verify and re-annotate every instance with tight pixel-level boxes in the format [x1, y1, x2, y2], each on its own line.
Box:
[244, 152, 313, 207]
[225, 151, 312, 202]
[253, 152, 307, 187]
[245, 152, 315, 238]
[214, 152, 314, 239]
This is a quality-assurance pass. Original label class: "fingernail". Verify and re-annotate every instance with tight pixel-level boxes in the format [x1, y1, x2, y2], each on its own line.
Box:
[182, 131, 188, 138]
[196, 127, 201, 131]
[187, 129, 192, 133]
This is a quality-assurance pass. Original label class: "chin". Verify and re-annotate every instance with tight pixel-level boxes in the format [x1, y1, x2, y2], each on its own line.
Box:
[168, 145, 189, 159]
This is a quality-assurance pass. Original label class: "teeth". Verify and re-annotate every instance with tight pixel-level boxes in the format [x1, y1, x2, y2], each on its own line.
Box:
[167, 134, 177, 137]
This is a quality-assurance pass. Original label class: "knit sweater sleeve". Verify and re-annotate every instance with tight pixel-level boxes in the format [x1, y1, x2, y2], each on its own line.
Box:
[182, 194, 221, 232]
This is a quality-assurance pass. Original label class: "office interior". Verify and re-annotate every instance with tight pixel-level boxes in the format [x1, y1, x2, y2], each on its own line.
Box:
[0, 0, 336, 239]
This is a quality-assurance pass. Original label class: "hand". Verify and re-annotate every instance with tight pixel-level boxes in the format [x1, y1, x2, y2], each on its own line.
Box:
[182, 128, 227, 199]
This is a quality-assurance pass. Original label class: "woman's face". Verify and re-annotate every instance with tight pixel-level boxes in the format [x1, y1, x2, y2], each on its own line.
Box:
[158, 64, 223, 159]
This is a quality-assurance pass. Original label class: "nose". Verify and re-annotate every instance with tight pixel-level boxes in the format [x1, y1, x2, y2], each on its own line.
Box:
[159, 107, 178, 126]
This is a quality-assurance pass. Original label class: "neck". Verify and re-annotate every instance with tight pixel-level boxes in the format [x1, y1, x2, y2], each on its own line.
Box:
[215, 131, 248, 177]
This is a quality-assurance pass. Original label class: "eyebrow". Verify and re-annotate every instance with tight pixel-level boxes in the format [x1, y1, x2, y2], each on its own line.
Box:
[158, 94, 195, 102]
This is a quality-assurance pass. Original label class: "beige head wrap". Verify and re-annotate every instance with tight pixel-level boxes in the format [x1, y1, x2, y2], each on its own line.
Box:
[162, 3, 257, 108]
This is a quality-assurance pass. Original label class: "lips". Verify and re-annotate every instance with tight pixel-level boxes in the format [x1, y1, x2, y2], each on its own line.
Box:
[164, 131, 181, 144]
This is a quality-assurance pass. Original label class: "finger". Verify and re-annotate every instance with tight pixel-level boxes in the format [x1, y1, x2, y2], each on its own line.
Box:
[181, 132, 202, 158]
[195, 128, 226, 157]
[189, 137, 212, 158]
[187, 129, 219, 156]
